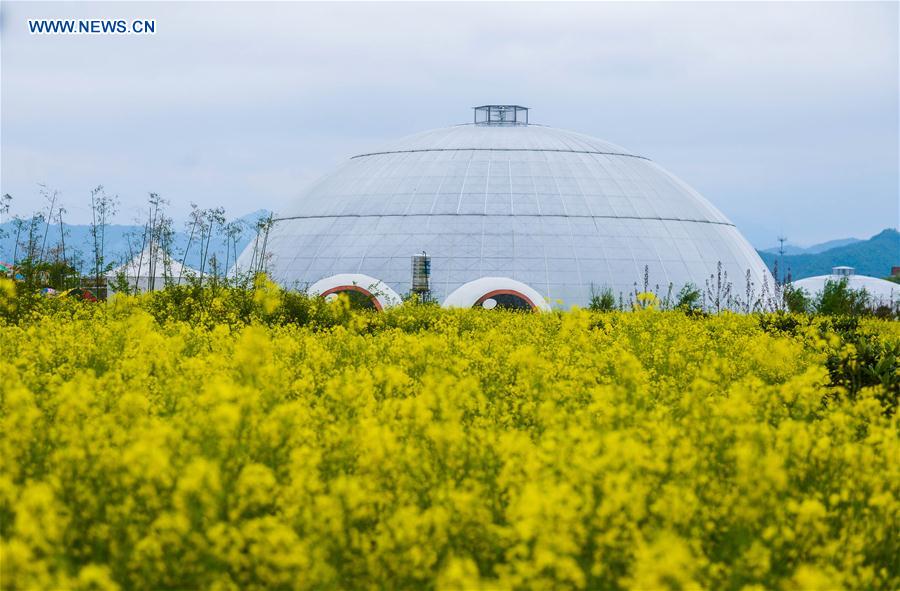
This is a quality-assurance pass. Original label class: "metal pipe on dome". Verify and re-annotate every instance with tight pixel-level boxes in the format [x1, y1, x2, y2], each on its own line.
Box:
[411, 252, 431, 300]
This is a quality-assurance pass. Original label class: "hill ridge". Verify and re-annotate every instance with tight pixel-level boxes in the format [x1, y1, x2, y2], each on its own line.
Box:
[757, 228, 898, 280]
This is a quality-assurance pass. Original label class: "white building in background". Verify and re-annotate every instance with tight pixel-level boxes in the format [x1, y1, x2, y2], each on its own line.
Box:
[793, 266, 899, 307]
[108, 245, 201, 294]
[236, 105, 771, 310]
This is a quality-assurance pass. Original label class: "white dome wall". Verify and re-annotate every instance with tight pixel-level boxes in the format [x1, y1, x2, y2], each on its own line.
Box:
[793, 274, 899, 306]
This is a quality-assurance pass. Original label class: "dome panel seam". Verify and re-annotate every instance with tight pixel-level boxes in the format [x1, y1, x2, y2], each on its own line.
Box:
[272, 212, 733, 227]
[349, 148, 650, 160]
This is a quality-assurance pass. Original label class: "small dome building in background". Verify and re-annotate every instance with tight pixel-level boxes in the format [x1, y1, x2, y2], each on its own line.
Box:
[237, 105, 771, 309]
[793, 266, 899, 308]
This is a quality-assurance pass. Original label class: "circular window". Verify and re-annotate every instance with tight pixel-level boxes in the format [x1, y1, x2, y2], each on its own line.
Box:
[481, 298, 498, 310]
[475, 290, 534, 311]
[320, 285, 381, 310]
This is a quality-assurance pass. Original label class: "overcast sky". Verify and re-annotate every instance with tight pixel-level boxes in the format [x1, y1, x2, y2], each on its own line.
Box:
[2, 1, 897, 248]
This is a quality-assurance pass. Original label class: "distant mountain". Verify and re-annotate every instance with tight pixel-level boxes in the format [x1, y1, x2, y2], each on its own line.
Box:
[0, 209, 271, 271]
[233, 209, 272, 229]
[758, 229, 899, 280]
[761, 237, 863, 255]
[804, 237, 864, 254]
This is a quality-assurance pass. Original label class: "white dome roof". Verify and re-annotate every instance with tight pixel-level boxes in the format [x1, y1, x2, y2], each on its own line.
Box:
[353, 124, 638, 158]
[793, 273, 899, 305]
[239, 110, 771, 308]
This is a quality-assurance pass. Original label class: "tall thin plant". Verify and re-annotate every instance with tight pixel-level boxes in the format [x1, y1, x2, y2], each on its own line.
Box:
[89, 185, 118, 298]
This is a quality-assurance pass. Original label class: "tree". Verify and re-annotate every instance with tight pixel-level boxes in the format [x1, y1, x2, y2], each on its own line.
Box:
[11, 217, 25, 267]
[142, 193, 170, 291]
[13, 213, 45, 287]
[198, 207, 226, 285]
[55, 206, 69, 268]
[0, 194, 11, 240]
[108, 270, 131, 295]
[179, 202, 203, 285]
[782, 284, 811, 314]
[37, 184, 59, 262]
[675, 283, 702, 312]
[23, 212, 44, 263]
[89, 185, 119, 298]
[588, 286, 617, 312]
[246, 213, 275, 281]
[815, 278, 870, 316]
[222, 220, 245, 280]
[157, 214, 176, 288]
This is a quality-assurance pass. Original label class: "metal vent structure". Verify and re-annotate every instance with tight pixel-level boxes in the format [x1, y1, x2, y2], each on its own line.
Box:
[473, 105, 529, 125]
[411, 252, 431, 294]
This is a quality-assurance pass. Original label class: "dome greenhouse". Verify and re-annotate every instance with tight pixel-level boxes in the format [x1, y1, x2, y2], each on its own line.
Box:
[237, 105, 771, 310]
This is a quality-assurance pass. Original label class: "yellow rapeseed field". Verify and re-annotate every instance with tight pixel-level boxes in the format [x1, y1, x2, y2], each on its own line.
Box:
[1, 279, 898, 590]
